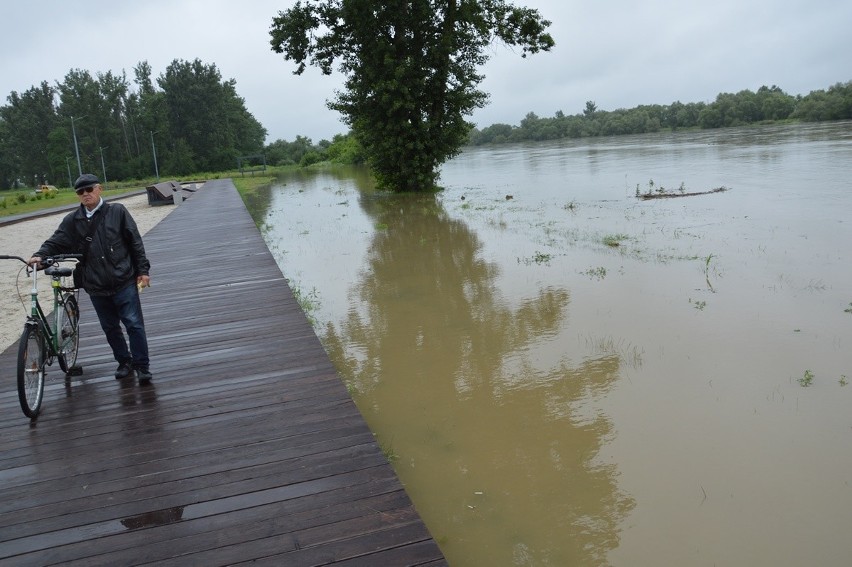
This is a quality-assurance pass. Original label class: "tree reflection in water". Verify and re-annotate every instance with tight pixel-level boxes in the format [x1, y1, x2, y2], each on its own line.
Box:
[301, 187, 637, 566]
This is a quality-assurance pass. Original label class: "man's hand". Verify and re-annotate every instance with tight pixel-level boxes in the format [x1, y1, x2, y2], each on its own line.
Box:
[137, 275, 151, 290]
[27, 256, 42, 267]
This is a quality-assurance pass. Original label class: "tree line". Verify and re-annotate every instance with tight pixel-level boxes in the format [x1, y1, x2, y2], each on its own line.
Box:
[0, 59, 267, 190]
[467, 81, 852, 145]
[2, 50, 847, 192]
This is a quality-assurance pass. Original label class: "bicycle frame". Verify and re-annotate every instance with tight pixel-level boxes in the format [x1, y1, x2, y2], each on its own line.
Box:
[0, 254, 80, 361]
[26, 265, 68, 360]
[2, 253, 82, 418]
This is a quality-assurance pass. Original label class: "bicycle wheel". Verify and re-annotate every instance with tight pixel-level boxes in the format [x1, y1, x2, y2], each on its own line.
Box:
[57, 293, 80, 373]
[17, 324, 46, 419]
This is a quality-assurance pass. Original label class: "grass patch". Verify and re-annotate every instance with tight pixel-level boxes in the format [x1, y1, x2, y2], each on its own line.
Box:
[290, 283, 321, 327]
[602, 233, 629, 247]
[518, 251, 553, 265]
[583, 266, 607, 280]
[377, 436, 399, 463]
[798, 369, 814, 387]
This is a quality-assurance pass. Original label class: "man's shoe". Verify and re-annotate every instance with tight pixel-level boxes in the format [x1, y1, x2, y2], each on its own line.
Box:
[136, 368, 153, 384]
[115, 362, 134, 380]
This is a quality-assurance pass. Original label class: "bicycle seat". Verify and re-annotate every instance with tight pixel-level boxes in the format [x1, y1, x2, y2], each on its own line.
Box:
[45, 265, 73, 277]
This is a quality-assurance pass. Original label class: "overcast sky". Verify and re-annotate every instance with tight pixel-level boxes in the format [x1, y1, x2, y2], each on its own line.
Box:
[2, 0, 850, 143]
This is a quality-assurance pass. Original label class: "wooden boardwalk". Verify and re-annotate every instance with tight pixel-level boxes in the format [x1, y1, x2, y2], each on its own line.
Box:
[0, 180, 446, 566]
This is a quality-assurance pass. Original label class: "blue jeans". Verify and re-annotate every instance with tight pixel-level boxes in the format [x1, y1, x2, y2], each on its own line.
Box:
[89, 282, 150, 370]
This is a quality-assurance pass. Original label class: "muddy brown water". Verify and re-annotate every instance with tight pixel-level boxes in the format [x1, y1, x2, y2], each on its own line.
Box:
[249, 121, 852, 566]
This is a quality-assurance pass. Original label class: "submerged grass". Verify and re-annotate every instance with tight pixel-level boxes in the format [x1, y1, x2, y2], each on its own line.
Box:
[602, 234, 629, 247]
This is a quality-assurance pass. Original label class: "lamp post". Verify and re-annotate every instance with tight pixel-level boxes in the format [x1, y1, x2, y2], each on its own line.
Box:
[150, 131, 160, 181]
[70, 115, 85, 176]
[99, 146, 108, 189]
[65, 157, 73, 188]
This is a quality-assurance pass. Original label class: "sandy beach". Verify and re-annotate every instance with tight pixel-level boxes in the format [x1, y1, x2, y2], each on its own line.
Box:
[0, 195, 174, 352]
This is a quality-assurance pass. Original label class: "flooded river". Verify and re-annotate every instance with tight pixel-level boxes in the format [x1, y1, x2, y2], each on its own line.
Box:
[249, 121, 852, 566]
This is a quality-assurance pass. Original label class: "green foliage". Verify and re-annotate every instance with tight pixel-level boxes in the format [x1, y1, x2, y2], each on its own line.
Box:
[265, 135, 318, 166]
[467, 81, 852, 146]
[798, 369, 814, 387]
[584, 266, 607, 280]
[299, 150, 324, 167]
[792, 82, 852, 121]
[602, 234, 629, 247]
[270, 0, 554, 192]
[158, 59, 267, 172]
[0, 58, 266, 187]
[324, 133, 367, 164]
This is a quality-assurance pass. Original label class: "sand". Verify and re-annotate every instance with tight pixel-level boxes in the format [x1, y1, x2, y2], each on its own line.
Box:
[0, 195, 174, 351]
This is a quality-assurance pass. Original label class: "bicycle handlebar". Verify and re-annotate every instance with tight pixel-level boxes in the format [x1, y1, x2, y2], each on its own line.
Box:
[0, 255, 27, 263]
[42, 254, 83, 265]
[0, 254, 82, 268]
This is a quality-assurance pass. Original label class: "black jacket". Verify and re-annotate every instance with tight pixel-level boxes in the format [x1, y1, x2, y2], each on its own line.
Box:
[35, 201, 150, 296]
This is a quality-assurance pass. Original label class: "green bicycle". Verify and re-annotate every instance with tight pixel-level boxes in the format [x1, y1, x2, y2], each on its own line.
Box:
[1, 254, 82, 419]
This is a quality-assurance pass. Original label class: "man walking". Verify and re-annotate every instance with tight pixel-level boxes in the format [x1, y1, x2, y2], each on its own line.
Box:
[29, 173, 154, 383]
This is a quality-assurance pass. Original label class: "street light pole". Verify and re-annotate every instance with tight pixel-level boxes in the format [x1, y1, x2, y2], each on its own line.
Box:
[65, 157, 73, 188]
[71, 115, 85, 176]
[150, 131, 160, 181]
[99, 146, 108, 188]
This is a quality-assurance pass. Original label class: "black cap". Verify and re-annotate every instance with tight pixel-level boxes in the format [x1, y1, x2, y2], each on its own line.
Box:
[74, 173, 100, 191]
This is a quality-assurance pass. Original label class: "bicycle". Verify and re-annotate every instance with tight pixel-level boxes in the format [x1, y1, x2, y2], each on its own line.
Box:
[0, 254, 83, 419]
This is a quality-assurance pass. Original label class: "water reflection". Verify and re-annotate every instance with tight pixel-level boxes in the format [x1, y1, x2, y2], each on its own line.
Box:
[265, 180, 634, 565]
[255, 122, 852, 565]
[120, 505, 184, 530]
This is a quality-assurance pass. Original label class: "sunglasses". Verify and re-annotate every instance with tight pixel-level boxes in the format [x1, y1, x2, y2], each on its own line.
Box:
[75, 186, 96, 195]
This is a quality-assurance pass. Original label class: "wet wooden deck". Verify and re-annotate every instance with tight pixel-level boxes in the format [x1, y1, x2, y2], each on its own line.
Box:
[0, 180, 446, 566]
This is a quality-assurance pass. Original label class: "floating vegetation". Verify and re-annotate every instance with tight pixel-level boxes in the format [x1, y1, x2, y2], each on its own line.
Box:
[798, 369, 814, 387]
[703, 253, 719, 292]
[635, 178, 729, 200]
[518, 251, 553, 265]
[583, 266, 607, 280]
[602, 234, 629, 247]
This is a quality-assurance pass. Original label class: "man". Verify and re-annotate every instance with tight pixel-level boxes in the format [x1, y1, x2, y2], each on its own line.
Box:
[29, 173, 153, 383]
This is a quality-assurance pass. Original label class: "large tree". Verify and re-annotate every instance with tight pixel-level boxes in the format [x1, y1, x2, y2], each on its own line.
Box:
[2, 82, 60, 186]
[270, 0, 554, 192]
[158, 59, 266, 173]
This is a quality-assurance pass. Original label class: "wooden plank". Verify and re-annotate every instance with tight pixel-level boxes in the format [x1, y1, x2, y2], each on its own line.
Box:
[0, 180, 444, 565]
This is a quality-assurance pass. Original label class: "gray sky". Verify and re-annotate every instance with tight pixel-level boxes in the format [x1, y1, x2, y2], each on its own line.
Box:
[2, 0, 850, 143]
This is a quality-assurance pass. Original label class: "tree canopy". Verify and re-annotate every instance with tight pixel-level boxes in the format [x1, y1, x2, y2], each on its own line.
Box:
[270, 0, 554, 192]
[467, 81, 852, 145]
[0, 59, 266, 190]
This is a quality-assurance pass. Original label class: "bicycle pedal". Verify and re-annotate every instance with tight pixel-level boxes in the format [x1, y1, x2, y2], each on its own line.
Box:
[66, 365, 84, 376]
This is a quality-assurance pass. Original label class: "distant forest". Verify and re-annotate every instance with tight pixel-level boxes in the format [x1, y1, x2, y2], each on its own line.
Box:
[467, 81, 852, 145]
